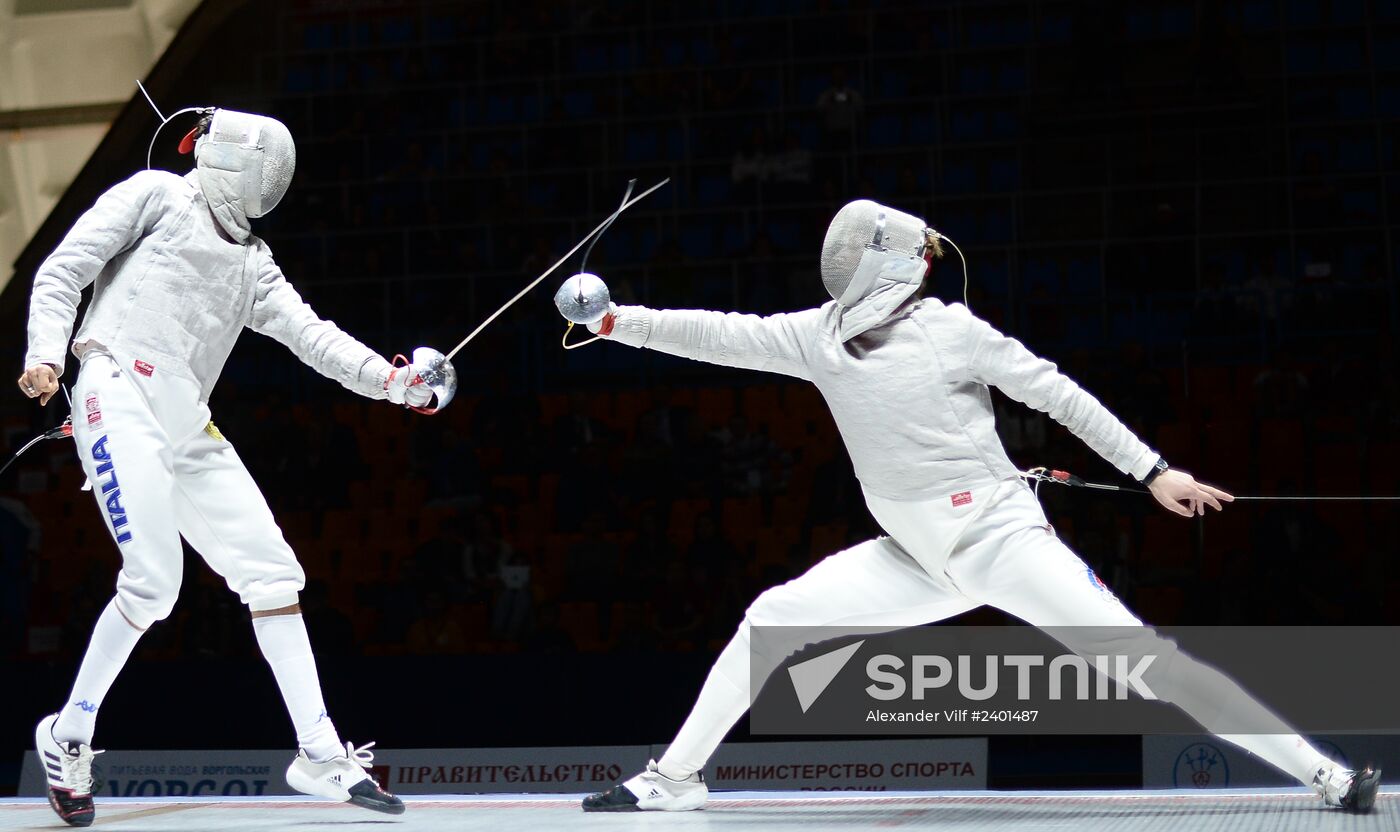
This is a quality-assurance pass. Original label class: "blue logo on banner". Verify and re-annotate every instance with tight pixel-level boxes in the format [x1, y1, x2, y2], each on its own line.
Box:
[1174, 743, 1229, 788]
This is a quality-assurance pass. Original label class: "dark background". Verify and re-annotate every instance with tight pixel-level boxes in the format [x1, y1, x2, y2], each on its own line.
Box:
[1, 0, 1396, 794]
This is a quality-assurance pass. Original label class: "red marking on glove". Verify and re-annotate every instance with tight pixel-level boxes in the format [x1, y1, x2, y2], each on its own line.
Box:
[599, 313, 616, 337]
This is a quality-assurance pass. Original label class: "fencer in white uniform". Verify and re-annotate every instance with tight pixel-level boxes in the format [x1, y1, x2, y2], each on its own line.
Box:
[576, 200, 1379, 814]
[19, 109, 435, 826]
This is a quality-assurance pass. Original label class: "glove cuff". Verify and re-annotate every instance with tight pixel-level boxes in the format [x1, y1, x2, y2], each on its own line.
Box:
[610, 306, 652, 348]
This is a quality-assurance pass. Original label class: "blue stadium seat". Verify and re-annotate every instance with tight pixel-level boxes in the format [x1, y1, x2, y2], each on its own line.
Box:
[1286, 44, 1322, 74]
[950, 112, 986, 141]
[865, 114, 905, 148]
[694, 174, 732, 208]
[1040, 14, 1073, 42]
[909, 113, 938, 144]
[942, 162, 977, 194]
[1324, 40, 1364, 72]
[1240, 1, 1277, 29]
[563, 91, 595, 118]
[624, 129, 660, 163]
[1288, 0, 1321, 26]
[679, 224, 713, 258]
[988, 159, 1020, 191]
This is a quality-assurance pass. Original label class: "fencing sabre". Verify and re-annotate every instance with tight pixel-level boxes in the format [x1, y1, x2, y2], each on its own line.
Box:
[1019, 466, 1400, 502]
[445, 177, 670, 362]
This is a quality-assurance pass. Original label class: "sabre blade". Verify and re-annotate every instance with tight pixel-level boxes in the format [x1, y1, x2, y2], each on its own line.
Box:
[444, 178, 669, 362]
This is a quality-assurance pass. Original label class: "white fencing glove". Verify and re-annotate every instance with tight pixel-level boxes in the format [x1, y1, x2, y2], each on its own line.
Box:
[384, 357, 433, 408]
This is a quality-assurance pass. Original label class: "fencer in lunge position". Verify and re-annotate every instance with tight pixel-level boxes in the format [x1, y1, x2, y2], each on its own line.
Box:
[19, 108, 447, 825]
[572, 200, 1381, 813]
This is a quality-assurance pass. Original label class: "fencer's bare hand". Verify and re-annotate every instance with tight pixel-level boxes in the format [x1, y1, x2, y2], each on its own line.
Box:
[17, 365, 59, 405]
[1148, 469, 1234, 518]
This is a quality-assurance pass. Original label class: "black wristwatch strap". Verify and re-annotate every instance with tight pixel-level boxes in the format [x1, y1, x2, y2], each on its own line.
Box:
[1141, 457, 1169, 486]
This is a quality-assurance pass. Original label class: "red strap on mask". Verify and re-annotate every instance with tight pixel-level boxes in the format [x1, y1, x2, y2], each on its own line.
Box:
[177, 127, 200, 155]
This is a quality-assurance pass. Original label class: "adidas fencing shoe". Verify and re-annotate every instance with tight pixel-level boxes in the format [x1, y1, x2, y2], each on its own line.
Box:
[286, 741, 404, 815]
[1315, 764, 1381, 813]
[582, 759, 707, 812]
[35, 714, 97, 827]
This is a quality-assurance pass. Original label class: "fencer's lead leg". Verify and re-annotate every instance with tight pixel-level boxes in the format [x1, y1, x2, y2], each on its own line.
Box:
[170, 425, 403, 815]
[250, 607, 340, 760]
[656, 627, 752, 782]
[585, 537, 979, 812]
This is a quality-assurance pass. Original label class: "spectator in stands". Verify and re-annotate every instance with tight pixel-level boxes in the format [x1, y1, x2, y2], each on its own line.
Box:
[816, 67, 864, 148]
[462, 511, 513, 601]
[711, 415, 783, 495]
[489, 548, 534, 641]
[1253, 350, 1311, 420]
[414, 514, 469, 599]
[557, 443, 617, 531]
[372, 555, 430, 646]
[687, 513, 737, 566]
[426, 430, 482, 507]
[407, 588, 467, 654]
[619, 509, 667, 601]
[523, 602, 576, 653]
[650, 560, 705, 648]
[564, 510, 619, 637]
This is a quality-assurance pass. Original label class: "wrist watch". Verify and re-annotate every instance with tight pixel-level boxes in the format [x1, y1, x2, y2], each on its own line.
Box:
[1142, 457, 1169, 486]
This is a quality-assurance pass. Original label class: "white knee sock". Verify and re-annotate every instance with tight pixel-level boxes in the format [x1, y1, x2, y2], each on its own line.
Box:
[53, 599, 145, 745]
[657, 624, 754, 780]
[1144, 647, 1338, 786]
[1217, 733, 1335, 787]
[252, 612, 342, 762]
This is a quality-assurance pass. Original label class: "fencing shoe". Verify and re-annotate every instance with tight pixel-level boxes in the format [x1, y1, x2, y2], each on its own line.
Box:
[582, 759, 707, 812]
[285, 740, 404, 815]
[35, 714, 98, 827]
[1314, 763, 1381, 812]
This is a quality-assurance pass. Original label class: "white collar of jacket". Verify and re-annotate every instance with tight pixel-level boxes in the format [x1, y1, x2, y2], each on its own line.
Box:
[835, 251, 928, 341]
[187, 166, 251, 243]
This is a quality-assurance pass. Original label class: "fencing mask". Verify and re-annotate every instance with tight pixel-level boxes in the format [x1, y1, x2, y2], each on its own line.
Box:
[820, 199, 938, 304]
[192, 108, 296, 240]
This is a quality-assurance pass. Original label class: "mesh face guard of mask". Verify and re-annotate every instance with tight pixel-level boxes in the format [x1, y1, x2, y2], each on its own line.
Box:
[194, 109, 296, 218]
[821, 200, 933, 305]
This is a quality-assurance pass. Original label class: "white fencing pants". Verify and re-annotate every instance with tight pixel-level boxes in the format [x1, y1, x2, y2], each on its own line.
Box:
[71, 351, 305, 629]
[658, 479, 1331, 787]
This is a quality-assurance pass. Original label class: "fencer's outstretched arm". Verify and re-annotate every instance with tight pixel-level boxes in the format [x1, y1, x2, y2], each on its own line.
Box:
[952, 304, 1160, 481]
[25, 171, 171, 375]
[248, 247, 395, 400]
[599, 305, 820, 380]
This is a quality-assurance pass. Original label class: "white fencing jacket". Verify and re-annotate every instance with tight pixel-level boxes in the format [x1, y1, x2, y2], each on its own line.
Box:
[603, 296, 1160, 501]
[25, 169, 392, 403]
